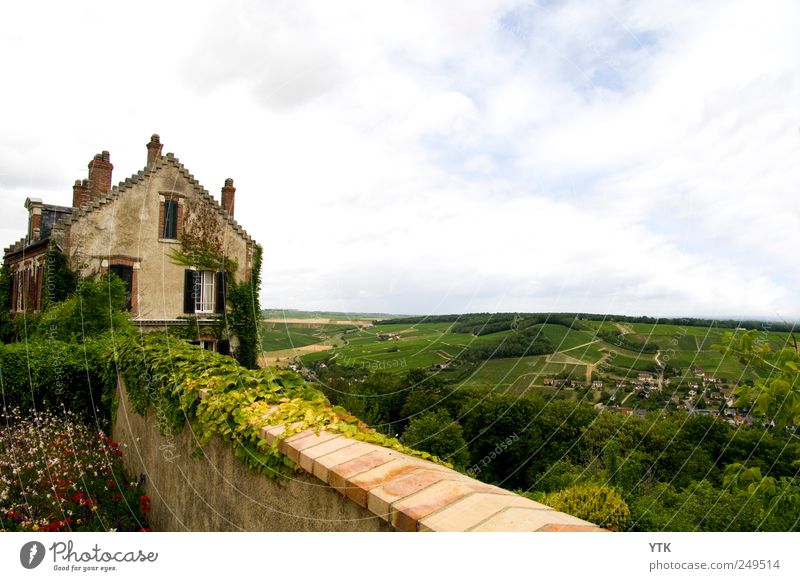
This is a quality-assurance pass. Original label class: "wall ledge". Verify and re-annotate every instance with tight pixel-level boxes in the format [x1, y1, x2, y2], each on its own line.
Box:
[253, 401, 607, 532]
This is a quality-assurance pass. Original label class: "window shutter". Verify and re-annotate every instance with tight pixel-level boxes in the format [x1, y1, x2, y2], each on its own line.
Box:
[183, 269, 197, 313]
[215, 271, 227, 313]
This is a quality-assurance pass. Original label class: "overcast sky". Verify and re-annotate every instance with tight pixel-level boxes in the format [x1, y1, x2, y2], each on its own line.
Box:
[1, 1, 799, 319]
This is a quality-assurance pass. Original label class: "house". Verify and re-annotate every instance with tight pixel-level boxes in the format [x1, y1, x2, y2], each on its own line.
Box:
[638, 372, 654, 382]
[3, 134, 257, 353]
[543, 377, 555, 386]
[376, 333, 400, 341]
[591, 380, 603, 390]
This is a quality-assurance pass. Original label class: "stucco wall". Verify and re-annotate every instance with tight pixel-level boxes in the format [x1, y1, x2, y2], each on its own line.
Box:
[64, 159, 252, 321]
[111, 380, 391, 532]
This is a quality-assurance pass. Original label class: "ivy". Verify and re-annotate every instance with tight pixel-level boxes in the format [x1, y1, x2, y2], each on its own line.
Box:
[228, 244, 262, 369]
[112, 333, 445, 479]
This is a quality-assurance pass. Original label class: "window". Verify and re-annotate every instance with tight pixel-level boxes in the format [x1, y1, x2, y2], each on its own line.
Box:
[184, 270, 226, 315]
[195, 270, 214, 313]
[162, 199, 178, 239]
[109, 264, 133, 311]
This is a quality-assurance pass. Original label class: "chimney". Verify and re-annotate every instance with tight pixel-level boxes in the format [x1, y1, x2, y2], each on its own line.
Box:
[72, 179, 90, 208]
[24, 198, 43, 241]
[221, 178, 236, 216]
[87, 150, 113, 199]
[146, 134, 163, 169]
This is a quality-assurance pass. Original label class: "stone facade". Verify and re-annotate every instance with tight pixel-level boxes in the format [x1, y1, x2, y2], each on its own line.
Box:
[3, 134, 257, 352]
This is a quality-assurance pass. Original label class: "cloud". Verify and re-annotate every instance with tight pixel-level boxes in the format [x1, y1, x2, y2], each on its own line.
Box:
[1, 0, 799, 318]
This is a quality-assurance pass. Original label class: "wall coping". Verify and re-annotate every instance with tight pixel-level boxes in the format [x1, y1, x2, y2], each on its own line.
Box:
[198, 388, 607, 532]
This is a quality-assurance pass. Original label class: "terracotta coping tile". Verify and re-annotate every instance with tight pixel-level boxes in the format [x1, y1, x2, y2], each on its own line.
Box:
[312, 442, 377, 483]
[418, 492, 546, 532]
[259, 421, 304, 446]
[469, 506, 591, 532]
[390, 480, 493, 532]
[327, 449, 401, 494]
[368, 469, 461, 525]
[279, 429, 341, 463]
[346, 459, 428, 508]
[297, 437, 359, 473]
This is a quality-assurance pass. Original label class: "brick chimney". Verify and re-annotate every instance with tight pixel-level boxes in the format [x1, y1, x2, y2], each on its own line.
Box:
[24, 198, 43, 241]
[221, 178, 236, 216]
[146, 134, 163, 169]
[72, 179, 90, 208]
[87, 150, 113, 199]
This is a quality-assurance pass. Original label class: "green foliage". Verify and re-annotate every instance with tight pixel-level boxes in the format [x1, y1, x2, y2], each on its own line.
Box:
[40, 243, 78, 310]
[0, 264, 13, 343]
[541, 484, 631, 531]
[112, 333, 443, 480]
[0, 337, 111, 424]
[401, 409, 470, 469]
[36, 274, 132, 342]
[718, 329, 800, 427]
[229, 244, 262, 369]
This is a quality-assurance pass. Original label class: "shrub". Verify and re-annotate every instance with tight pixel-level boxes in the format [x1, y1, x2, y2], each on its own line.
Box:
[35, 274, 131, 342]
[542, 484, 631, 531]
[0, 337, 111, 424]
[0, 408, 149, 532]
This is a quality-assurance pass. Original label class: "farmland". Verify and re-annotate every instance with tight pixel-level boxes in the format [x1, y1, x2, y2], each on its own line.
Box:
[259, 311, 793, 409]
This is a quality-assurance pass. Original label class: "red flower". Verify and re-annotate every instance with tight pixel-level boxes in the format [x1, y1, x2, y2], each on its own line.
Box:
[139, 495, 151, 514]
[139, 527, 151, 532]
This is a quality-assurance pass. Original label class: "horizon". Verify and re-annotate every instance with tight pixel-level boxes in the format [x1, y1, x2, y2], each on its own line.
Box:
[264, 307, 800, 325]
[2, 1, 799, 318]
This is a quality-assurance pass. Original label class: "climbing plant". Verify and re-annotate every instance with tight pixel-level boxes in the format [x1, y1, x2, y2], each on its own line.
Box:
[228, 244, 262, 369]
[0, 264, 13, 343]
[111, 333, 444, 479]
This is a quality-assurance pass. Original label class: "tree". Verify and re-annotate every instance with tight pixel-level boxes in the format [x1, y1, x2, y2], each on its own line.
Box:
[718, 329, 800, 428]
[401, 409, 470, 469]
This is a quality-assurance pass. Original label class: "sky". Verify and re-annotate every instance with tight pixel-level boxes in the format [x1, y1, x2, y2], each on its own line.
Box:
[1, 0, 799, 319]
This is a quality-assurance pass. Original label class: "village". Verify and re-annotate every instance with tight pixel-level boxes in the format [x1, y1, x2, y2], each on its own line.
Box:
[541, 367, 753, 427]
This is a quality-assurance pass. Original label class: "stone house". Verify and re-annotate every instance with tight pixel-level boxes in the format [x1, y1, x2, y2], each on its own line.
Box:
[3, 134, 258, 353]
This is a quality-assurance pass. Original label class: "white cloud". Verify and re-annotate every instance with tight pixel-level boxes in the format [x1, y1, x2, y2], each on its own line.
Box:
[1, 0, 798, 319]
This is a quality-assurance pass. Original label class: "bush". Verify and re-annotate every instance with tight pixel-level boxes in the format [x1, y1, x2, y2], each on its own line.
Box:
[0, 337, 112, 424]
[0, 408, 149, 532]
[542, 484, 631, 531]
[35, 274, 131, 342]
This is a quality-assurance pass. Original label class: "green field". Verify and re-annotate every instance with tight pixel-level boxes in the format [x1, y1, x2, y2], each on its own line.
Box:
[259, 316, 780, 395]
[260, 322, 356, 351]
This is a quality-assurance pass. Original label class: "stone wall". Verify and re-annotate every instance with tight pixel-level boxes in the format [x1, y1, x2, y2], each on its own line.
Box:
[112, 379, 607, 532]
[112, 381, 390, 531]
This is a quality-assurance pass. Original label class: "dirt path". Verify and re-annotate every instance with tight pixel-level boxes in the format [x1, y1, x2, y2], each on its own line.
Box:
[615, 323, 634, 335]
[259, 343, 333, 367]
[560, 339, 600, 353]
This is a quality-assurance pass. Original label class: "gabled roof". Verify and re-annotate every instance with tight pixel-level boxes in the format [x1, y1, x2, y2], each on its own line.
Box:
[54, 153, 255, 244]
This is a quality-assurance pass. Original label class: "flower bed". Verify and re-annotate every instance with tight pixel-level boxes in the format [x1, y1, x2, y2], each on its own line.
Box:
[0, 408, 149, 532]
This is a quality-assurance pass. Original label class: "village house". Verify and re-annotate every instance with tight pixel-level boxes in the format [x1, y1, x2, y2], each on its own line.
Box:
[3, 134, 258, 353]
